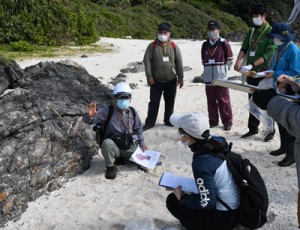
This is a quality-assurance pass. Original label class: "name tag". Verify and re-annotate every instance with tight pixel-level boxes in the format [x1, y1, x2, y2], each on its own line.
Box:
[249, 51, 256, 57]
[163, 56, 170, 62]
[208, 59, 215, 64]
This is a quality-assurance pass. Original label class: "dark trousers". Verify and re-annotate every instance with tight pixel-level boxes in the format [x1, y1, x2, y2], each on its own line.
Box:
[145, 79, 177, 126]
[248, 93, 260, 133]
[166, 193, 237, 230]
[278, 123, 296, 150]
[205, 85, 233, 126]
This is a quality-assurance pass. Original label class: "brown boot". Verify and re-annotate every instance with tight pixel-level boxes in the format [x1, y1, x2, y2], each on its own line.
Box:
[297, 192, 300, 228]
[105, 165, 117, 179]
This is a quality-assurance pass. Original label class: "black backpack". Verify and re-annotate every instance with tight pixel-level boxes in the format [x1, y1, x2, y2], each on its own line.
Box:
[212, 144, 269, 229]
[93, 105, 136, 147]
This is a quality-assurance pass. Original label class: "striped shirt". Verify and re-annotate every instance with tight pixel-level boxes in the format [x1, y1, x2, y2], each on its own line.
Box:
[83, 104, 145, 146]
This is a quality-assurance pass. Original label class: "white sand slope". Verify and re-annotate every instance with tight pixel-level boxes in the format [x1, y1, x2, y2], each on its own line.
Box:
[3, 38, 297, 230]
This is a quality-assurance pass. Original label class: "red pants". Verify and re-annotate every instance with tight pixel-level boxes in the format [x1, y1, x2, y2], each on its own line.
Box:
[205, 85, 233, 126]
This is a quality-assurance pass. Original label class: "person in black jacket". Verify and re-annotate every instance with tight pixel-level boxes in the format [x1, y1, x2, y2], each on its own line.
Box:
[166, 112, 240, 230]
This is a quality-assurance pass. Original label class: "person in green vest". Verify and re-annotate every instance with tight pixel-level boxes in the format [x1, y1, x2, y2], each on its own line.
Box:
[234, 3, 277, 142]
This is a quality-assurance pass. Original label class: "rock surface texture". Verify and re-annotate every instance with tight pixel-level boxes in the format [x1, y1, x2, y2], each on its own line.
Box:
[0, 60, 112, 226]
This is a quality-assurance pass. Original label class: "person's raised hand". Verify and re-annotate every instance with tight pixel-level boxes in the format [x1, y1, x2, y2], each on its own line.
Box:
[88, 102, 97, 117]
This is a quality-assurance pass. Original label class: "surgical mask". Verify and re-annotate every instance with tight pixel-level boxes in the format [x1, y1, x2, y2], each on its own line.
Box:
[208, 31, 219, 42]
[252, 17, 263, 26]
[179, 134, 189, 146]
[273, 37, 284, 46]
[157, 34, 168, 42]
[116, 99, 130, 110]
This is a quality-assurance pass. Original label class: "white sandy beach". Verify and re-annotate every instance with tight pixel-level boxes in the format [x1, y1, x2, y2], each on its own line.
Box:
[2, 37, 298, 229]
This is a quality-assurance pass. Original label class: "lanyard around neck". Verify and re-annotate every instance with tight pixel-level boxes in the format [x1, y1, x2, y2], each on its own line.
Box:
[210, 45, 219, 57]
[252, 25, 269, 49]
[274, 41, 292, 70]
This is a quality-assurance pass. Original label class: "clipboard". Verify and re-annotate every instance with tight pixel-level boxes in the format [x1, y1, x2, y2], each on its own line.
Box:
[212, 80, 300, 101]
[212, 80, 259, 94]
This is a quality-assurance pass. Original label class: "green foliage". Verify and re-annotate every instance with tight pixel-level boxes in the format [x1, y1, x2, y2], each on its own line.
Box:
[11, 41, 35, 52]
[4, 0, 297, 55]
[0, 0, 99, 46]
[156, 1, 248, 39]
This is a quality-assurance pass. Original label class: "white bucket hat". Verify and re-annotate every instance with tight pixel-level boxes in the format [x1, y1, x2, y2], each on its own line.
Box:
[170, 112, 210, 140]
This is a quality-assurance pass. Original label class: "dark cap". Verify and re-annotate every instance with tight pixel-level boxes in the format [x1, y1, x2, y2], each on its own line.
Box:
[267, 22, 295, 42]
[158, 22, 171, 32]
[251, 3, 266, 15]
[207, 20, 220, 29]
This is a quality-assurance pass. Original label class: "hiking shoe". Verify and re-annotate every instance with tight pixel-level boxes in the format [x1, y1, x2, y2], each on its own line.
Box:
[264, 133, 274, 142]
[241, 131, 258, 138]
[105, 166, 117, 179]
[224, 125, 231, 131]
[278, 156, 295, 167]
[143, 125, 154, 132]
[270, 148, 285, 156]
[164, 122, 174, 127]
[210, 123, 219, 128]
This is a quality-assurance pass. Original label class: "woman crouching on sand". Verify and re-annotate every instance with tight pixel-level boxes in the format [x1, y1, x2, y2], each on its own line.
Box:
[166, 112, 240, 230]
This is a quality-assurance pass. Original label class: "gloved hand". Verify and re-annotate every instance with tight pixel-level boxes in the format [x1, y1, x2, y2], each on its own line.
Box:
[241, 64, 253, 72]
[252, 88, 278, 110]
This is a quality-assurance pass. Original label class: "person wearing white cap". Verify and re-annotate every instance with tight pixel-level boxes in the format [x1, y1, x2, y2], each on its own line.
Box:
[83, 82, 146, 180]
[165, 112, 240, 230]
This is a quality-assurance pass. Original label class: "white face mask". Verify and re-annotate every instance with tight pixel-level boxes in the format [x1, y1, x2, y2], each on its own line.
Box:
[273, 37, 284, 46]
[179, 134, 189, 146]
[252, 17, 263, 26]
[157, 34, 168, 42]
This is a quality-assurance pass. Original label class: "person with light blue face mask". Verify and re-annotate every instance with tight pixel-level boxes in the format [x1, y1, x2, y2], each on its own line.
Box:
[83, 82, 147, 180]
[116, 95, 130, 110]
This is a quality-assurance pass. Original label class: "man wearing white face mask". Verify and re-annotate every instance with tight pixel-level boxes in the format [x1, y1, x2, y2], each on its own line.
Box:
[83, 82, 147, 179]
[143, 22, 184, 131]
[234, 4, 277, 141]
[201, 20, 233, 131]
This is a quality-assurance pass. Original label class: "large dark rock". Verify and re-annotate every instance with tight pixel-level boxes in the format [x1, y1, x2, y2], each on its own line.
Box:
[0, 60, 113, 226]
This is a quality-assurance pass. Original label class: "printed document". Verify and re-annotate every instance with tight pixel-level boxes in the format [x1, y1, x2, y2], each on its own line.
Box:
[254, 70, 274, 78]
[130, 147, 160, 169]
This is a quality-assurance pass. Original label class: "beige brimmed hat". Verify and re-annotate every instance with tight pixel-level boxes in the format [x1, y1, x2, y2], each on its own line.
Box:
[170, 112, 209, 140]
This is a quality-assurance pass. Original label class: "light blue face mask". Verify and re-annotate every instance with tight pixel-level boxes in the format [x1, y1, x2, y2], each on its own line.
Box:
[117, 99, 130, 110]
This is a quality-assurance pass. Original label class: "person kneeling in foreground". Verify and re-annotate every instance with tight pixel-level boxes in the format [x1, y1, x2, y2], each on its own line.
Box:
[83, 82, 147, 180]
[166, 112, 240, 230]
